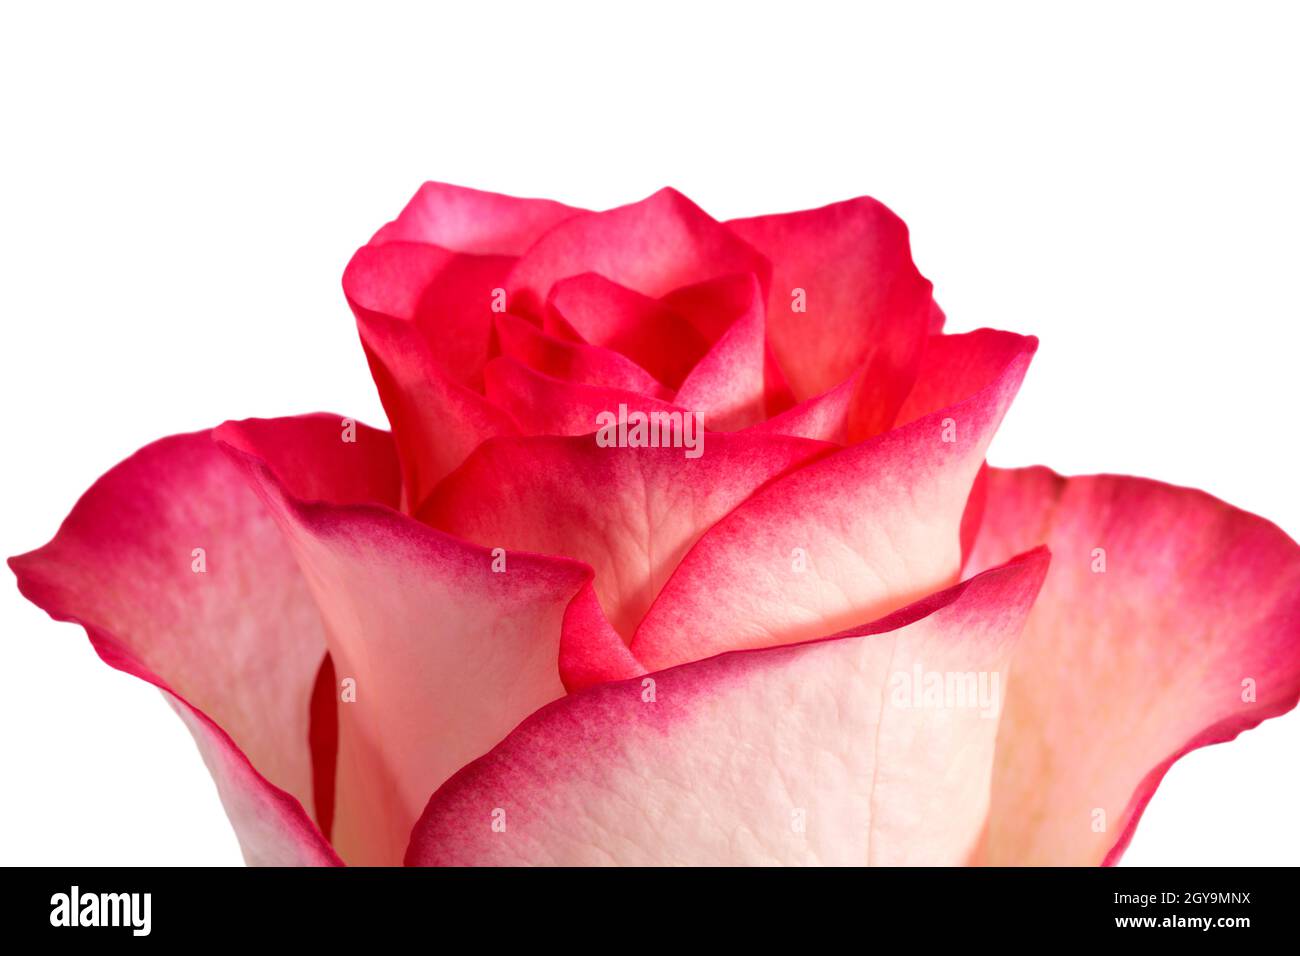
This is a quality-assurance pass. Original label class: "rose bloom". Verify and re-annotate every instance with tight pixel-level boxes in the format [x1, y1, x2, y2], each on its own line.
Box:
[12, 184, 1299, 866]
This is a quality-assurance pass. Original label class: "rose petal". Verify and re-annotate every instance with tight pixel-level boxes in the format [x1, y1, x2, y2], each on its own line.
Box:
[894, 329, 1037, 428]
[308, 652, 339, 842]
[928, 300, 947, 334]
[506, 187, 770, 319]
[495, 312, 671, 399]
[960, 462, 990, 568]
[355, 182, 586, 471]
[746, 371, 861, 443]
[344, 241, 513, 390]
[405, 549, 1048, 865]
[347, 272, 517, 507]
[735, 308, 1019, 448]
[216, 413, 402, 507]
[7, 425, 394, 864]
[419, 430, 831, 640]
[216, 416, 594, 866]
[545, 272, 713, 389]
[632, 334, 1036, 670]
[727, 197, 933, 404]
[167, 700, 341, 866]
[661, 271, 794, 418]
[672, 274, 770, 430]
[483, 355, 692, 438]
[965, 467, 1300, 865]
[558, 580, 647, 692]
[369, 181, 584, 255]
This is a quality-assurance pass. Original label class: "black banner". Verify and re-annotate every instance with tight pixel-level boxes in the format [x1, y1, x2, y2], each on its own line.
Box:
[6, 866, 1291, 943]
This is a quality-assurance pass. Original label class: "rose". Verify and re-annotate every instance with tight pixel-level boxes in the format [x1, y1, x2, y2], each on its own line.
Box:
[11, 183, 1299, 866]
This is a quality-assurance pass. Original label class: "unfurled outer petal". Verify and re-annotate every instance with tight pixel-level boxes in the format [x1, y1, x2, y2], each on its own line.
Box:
[965, 467, 1300, 865]
[8, 424, 401, 865]
[216, 416, 594, 866]
[405, 549, 1048, 866]
[632, 334, 1036, 670]
[727, 197, 933, 405]
[167, 702, 341, 866]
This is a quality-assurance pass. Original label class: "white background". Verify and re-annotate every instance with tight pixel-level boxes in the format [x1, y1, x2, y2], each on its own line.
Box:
[2, 1, 1296, 865]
